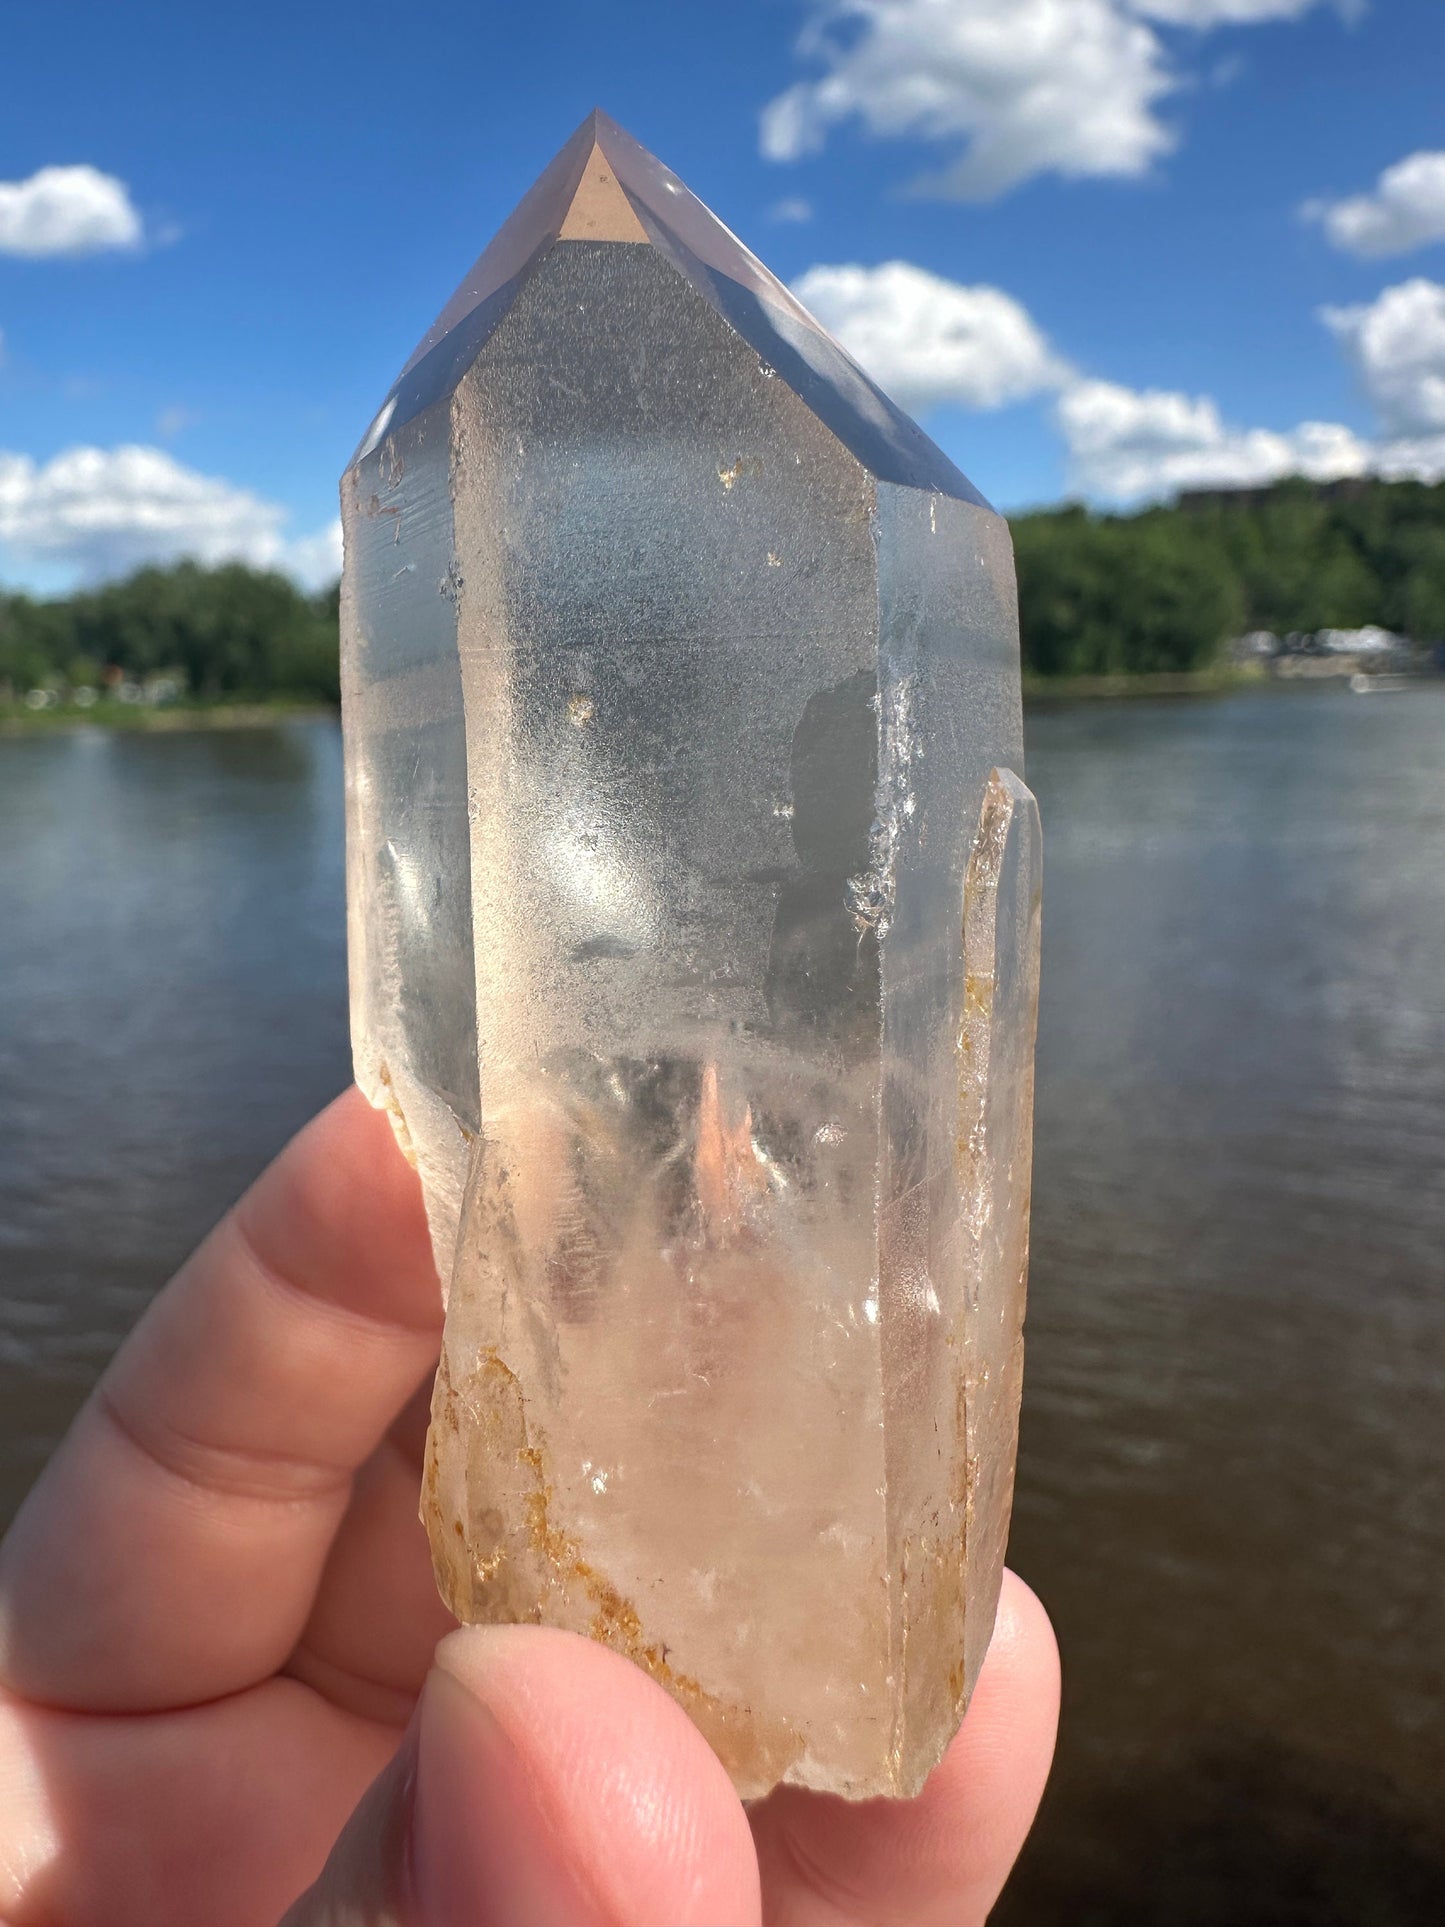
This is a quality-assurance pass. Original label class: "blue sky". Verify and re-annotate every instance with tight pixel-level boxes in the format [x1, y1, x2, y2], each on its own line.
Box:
[1, 0, 1443, 593]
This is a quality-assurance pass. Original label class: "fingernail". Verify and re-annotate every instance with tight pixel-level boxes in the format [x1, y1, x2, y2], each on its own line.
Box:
[412, 1663, 610, 1927]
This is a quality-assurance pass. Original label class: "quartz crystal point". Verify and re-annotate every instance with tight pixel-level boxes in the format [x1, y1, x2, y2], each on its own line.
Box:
[341, 110, 1041, 1800]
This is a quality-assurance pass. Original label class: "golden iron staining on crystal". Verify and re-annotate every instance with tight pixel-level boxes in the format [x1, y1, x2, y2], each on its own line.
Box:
[374, 1062, 419, 1169]
[953, 769, 1042, 1696]
[343, 110, 1038, 1800]
[425, 1340, 804, 1794]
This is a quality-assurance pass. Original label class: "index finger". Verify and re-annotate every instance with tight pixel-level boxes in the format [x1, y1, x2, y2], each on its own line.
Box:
[0, 1087, 442, 1712]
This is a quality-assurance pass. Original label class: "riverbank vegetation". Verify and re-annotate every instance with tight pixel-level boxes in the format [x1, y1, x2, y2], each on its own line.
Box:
[1014, 476, 1445, 677]
[2, 478, 1443, 713]
[0, 563, 340, 710]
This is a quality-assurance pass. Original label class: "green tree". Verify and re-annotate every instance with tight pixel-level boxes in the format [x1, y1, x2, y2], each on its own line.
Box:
[1013, 505, 1244, 675]
[1011, 476, 1445, 676]
[1, 560, 341, 703]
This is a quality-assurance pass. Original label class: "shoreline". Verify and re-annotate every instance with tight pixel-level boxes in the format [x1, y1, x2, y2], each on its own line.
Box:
[4, 667, 1439, 735]
[1024, 665, 1442, 704]
[1022, 665, 1268, 705]
[0, 701, 338, 738]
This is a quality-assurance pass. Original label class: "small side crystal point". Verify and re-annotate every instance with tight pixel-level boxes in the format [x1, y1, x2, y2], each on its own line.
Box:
[342, 109, 1041, 1800]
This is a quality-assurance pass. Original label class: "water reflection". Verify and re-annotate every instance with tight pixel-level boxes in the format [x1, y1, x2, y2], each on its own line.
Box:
[1, 691, 1442, 1918]
[998, 685, 1445, 1923]
[0, 723, 349, 1513]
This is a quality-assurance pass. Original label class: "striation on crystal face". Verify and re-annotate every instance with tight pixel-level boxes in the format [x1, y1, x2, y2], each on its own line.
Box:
[341, 109, 1041, 1800]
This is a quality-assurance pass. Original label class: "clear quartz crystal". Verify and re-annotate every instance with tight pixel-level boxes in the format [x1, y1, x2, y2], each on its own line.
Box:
[341, 110, 1041, 1800]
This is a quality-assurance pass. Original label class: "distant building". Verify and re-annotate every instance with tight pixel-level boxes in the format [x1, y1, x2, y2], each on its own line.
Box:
[1314, 625, 1404, 657]
[1262, 624, 1418, 681]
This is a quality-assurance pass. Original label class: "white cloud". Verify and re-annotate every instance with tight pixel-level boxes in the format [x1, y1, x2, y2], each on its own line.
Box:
[1133, 0, 1338, 23]
[768, 196, 815, 223]
[1323, 278, 1445, 436]
[0, 446, 339, 587]
[1056, 379, 1373, 498]
[784, 256, 1445, 499]
[1056, 274, 1445, 499]
[0, 166, 143, 258]
[760, 0, 1351, 199]
[1307, 151, 1445, 259]
[285, 519, 344, 589]
[1367, 432, 1445, 482]
[762, 0, 1174, 199]
[793, 260, 1071, 409]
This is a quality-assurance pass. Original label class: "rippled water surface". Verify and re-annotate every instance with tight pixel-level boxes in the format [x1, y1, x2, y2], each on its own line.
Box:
[2, 689, 1442, 1921]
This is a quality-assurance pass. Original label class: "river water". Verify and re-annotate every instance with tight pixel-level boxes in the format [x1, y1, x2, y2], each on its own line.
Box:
[1, 688, 1442, 1920]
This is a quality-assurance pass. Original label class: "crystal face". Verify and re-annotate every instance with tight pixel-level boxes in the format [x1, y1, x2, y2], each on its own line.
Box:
[342, 111, 1041, 1800]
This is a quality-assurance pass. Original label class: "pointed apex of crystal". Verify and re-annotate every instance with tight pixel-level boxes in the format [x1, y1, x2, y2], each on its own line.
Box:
[353, 115, 988, 506]
[557, 124, 650, 242]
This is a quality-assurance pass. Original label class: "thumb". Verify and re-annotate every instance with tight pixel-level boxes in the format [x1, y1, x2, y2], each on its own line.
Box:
[280, 1623, 763, 1927]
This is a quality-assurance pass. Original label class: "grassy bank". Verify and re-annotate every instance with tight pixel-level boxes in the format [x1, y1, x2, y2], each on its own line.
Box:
[0, 698, 337, 738]
[10, 663, 1414, 737]
[1022, 663, 1268, 704]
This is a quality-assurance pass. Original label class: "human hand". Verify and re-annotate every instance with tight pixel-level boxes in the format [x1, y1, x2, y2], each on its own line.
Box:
[0, 1089, 1059, 1926]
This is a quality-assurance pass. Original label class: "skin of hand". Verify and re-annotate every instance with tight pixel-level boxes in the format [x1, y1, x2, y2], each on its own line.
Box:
[0, 1088, 1059, 1927]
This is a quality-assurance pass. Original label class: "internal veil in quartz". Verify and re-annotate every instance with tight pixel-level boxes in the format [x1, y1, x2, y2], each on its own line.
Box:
[341, 110, 1041, 1800]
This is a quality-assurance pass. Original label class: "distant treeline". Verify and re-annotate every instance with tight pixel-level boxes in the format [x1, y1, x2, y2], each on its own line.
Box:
[1014, 475, 1445, 676]
[0, 563, 342, 704]
[3, 477, 1444, 700]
